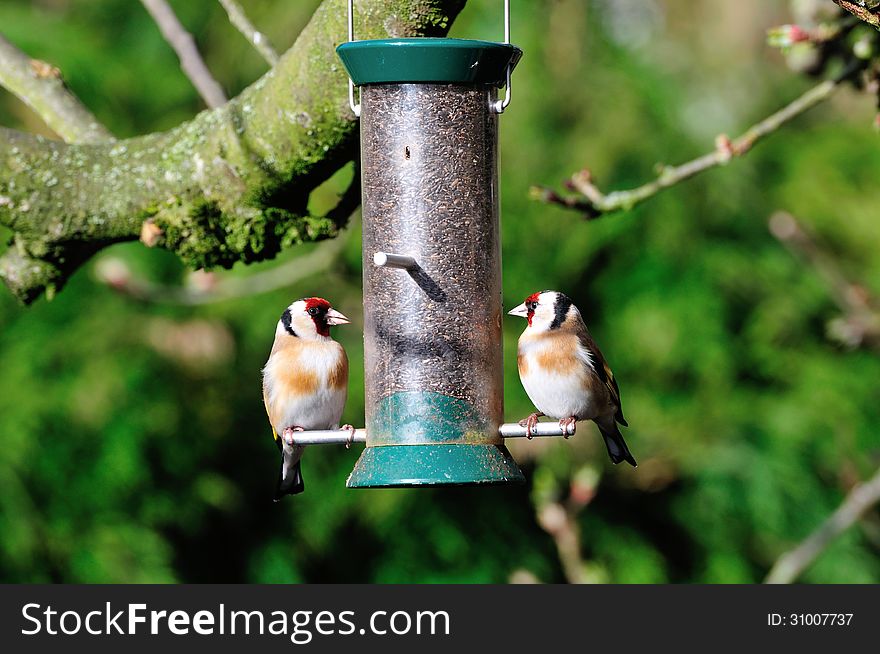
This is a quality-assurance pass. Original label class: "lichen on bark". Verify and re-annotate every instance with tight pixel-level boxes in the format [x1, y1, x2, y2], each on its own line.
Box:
[0, 0, 466, 304]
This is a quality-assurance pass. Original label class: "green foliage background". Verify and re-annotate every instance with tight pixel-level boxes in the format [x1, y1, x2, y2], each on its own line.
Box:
[1, 0, 878, 583]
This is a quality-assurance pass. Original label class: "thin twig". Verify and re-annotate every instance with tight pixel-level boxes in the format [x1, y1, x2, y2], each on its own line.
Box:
[765, 465, 880, 583]
[0, 33, 113, 143]
[534, 468, 599, 584]
[140, 0, 227, 108]
[535, 65, 861, 218]
[217, 0, 279, 66]
[769, 211, 880, 350]
[537, 501, 588, 584]
[95, 233, 346, 306]
[833, 1, 880, 30]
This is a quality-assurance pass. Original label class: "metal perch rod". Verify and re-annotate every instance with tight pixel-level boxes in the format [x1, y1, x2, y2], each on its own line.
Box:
[292, 421, 575, 445]
[293, 428, 367, 445]
[499, 421, 576, 438]
[373, 251, 417, 270]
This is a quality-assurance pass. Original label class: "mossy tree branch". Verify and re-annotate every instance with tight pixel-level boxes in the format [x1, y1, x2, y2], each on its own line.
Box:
[0, 0, 466, 303]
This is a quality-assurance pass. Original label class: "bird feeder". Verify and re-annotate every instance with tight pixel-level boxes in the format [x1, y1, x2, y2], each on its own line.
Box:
[338, 0, 525, 488]
[292, 1, 576, 488]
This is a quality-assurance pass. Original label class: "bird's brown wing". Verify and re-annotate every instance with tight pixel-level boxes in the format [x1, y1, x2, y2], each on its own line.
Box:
[573, 321, 628, 426]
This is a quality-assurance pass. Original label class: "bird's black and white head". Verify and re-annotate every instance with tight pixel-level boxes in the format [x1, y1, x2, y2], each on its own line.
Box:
[277, 297, 350, 340]
[508, 290, 579, 333]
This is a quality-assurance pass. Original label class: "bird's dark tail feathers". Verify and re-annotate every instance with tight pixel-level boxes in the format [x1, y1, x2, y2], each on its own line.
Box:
[599, 424, 637, 467]
[274, 456, 305, 501]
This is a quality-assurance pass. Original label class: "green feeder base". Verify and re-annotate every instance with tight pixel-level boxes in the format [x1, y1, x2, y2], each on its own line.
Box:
[346, 444, 525, 488]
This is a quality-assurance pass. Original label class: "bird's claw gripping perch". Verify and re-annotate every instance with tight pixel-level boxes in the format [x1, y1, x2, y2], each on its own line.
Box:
[341, 424, 356, 449]
[281, 426, 305, 446]
[518, 412, 544, 439]
[559, 417, 577, 439]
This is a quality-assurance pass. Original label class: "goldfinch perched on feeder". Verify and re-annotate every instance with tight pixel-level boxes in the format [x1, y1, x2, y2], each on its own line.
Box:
[262, 297, 352, 500]
[508, 291, 637, 467]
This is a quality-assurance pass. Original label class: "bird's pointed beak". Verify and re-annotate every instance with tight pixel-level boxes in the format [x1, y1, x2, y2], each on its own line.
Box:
[325, 309, 351, 326]
[508, 302, 529, 318]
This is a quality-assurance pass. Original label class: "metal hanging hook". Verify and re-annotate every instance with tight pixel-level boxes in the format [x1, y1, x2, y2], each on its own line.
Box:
[346, 0, 513, 117]
[491, 0, 512, 114]
[347, 0, 361, 117]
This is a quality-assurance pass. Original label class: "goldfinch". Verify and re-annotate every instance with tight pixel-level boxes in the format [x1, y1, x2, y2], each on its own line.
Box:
[508, 290, 637, 467]
[262, 297, 351, 500]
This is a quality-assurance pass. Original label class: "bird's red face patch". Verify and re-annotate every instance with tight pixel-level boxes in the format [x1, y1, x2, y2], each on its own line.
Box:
[304, 297, 332, 336]
[524, 292, 540, 327]
[305, 297, 331, 312]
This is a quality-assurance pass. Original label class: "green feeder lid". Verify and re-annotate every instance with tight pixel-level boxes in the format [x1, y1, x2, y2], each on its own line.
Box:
[336, 38, 521, 86]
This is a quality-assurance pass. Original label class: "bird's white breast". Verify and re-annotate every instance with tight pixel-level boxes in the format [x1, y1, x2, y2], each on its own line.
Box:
[263, 339, 347, 432]
[517, 332, 601, 421]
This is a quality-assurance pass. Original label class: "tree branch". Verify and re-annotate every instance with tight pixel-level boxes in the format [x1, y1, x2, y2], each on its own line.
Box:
[534, 467, 600, 584]
[833, 1, 880, 30]
[218, 0, 280, 66]
[769, 211, 880, 350]
[140, 0, 228, 108]
[537, 501, 589, 584]
[765, 465, 880, 583]
[0, 33, 113, 144]
[533, 65, 860, 218]
[0, 0, 465, 304]
[96, 232, 347, 305]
